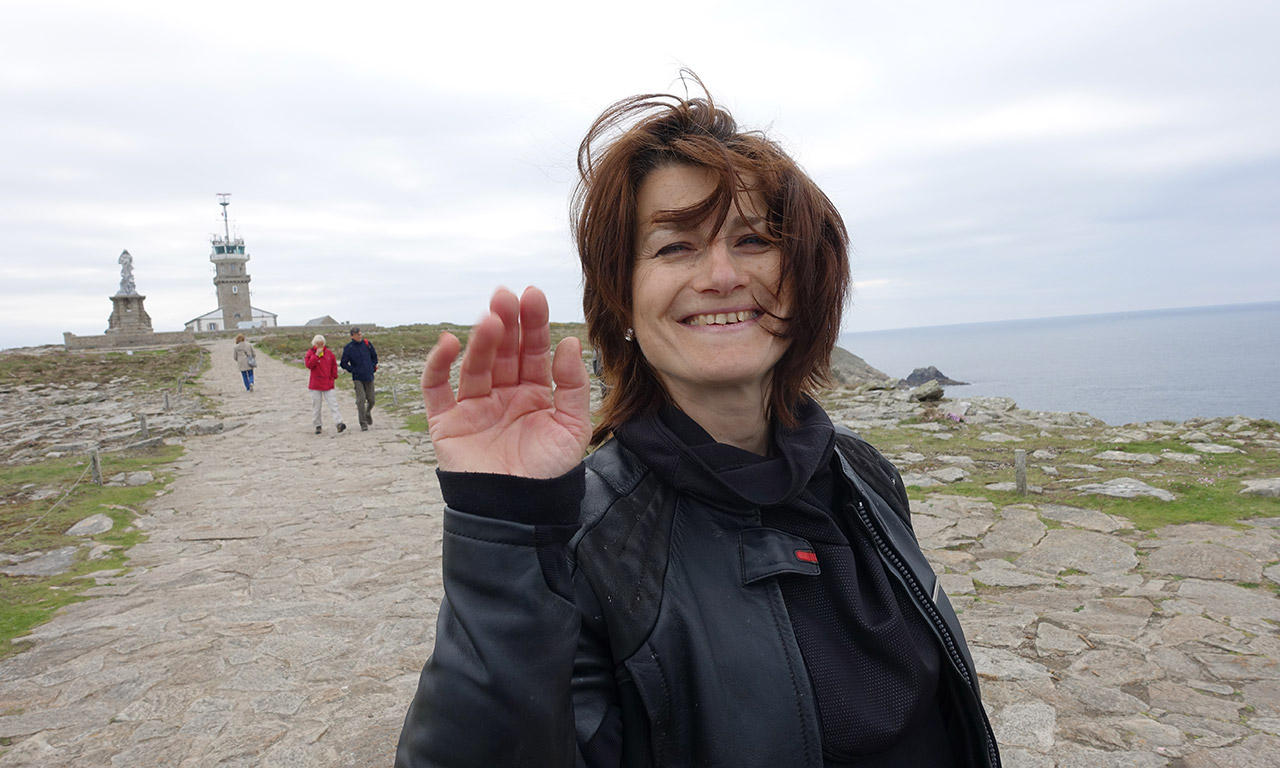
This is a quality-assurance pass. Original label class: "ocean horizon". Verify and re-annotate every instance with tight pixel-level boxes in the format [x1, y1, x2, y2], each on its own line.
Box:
[838, 301, 1280, 426]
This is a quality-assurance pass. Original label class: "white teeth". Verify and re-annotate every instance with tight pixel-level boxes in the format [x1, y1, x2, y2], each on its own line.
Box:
[686, 310, 759, 326]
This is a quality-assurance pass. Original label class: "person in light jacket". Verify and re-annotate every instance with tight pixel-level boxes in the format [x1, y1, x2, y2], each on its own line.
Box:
[233, 334, 255, 392]
[395, 76, 1000, 768]
[304, 334, 346, 435]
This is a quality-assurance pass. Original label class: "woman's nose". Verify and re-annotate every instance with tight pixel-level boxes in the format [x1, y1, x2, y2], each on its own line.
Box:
[697, 238, 747, 293]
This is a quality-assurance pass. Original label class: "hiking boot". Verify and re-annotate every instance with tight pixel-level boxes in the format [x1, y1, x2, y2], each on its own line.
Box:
[337, 422, 347, 433]
[315, 426, 322, 434]
[360, 424, 368, 431]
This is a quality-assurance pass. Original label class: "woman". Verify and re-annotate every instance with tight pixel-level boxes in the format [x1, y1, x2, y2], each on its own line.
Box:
[233, 333, 255, 392]
[304, 334, 346, 435]
[396, 83, 1000, 767]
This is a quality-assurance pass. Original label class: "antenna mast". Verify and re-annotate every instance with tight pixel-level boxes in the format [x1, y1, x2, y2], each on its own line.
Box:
[217, 192, 232, 241]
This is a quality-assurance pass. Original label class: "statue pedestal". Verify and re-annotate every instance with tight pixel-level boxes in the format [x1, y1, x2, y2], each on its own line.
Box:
[106, 294, 153, 334]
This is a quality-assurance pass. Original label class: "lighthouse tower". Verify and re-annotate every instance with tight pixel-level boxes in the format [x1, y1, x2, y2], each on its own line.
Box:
[210, 193, 252, 329]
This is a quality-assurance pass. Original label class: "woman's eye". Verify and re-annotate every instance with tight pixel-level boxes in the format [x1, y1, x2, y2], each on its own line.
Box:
[656, 243, 693, 257]
[737, 234, 770, 250]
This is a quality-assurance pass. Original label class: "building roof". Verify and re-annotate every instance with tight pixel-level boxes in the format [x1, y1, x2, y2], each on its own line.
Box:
[304, 315, 338, 326]
[186, 306, 278, 324]
[186, 308, 224, 324]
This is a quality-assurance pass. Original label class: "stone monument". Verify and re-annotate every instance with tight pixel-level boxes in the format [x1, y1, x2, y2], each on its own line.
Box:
[106, 250, 153, 334]
[64, 250, 193, 350]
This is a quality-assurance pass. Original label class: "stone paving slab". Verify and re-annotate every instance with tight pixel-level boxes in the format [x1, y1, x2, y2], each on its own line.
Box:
[0, 340, 1277, 766]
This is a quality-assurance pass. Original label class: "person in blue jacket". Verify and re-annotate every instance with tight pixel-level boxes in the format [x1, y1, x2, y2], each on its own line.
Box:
[395, 76, 1000, 767]
[339, 327, 378, 431]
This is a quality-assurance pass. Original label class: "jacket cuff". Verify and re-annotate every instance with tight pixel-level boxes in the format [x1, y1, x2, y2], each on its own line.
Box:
[438, 465, 585, 526]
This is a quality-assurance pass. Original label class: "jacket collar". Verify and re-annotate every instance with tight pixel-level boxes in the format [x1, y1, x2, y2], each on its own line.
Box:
[614, 396, 835, 510]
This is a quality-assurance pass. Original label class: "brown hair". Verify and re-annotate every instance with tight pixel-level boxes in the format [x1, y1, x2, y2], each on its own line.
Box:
[573, 76, 850, 445]
[235, 333, 245, 343]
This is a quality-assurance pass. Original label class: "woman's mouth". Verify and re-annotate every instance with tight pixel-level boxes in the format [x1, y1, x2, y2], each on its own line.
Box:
[682, 310, 762, 327]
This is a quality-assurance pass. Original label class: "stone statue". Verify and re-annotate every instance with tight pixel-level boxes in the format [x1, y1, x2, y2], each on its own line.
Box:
[117, 250, 137, 295]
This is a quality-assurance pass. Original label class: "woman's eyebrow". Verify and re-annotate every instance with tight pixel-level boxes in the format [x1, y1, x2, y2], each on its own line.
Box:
[639, 212, 765, 245]
[638, 221, 689, 243]
[725, 213, 767, 231]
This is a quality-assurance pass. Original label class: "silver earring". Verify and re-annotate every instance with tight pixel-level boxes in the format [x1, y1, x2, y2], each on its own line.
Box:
[624, 328, 635, 342]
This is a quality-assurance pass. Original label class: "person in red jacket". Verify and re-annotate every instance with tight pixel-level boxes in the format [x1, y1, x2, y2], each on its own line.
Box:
[305, 334, 347, 435]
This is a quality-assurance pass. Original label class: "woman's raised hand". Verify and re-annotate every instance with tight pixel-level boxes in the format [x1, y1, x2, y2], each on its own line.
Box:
[421, 286, 593, 478]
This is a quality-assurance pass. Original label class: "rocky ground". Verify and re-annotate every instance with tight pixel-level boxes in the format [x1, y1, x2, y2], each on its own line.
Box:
[0, 346, 223, 465]
[0, 341, 1276, 766]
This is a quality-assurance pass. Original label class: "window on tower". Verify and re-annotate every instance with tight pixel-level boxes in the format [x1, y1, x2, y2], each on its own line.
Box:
[232, 286, 238, 293]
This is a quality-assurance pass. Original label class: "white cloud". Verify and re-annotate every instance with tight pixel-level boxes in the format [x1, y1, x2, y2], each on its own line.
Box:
[2, 0, 1278, 351]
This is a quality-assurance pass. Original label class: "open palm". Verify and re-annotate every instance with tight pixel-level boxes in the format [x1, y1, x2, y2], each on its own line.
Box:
[421, 287, 592, 479]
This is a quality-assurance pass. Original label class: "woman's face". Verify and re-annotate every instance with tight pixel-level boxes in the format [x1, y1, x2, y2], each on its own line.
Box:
[631, 164, 790, 406]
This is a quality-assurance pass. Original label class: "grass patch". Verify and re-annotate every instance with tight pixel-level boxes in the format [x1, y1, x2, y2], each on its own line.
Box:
[853, 418, 1280, 530]
[0, 444, 182, 659]
[0, 346, 204, 391]
[254, 322, 590, 369]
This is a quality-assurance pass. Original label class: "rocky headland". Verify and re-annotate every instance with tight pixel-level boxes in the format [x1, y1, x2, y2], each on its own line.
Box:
[0, 340, 1276, 766]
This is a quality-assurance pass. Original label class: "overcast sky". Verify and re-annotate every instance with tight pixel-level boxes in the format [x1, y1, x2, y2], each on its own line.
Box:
[3, 0, 1277, 351]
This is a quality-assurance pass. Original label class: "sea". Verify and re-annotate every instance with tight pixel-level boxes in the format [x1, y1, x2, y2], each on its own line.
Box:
[837, 301, 1280, 426]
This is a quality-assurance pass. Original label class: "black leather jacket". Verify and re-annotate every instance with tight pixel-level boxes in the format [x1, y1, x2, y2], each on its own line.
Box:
[396, 429, 1000, 767]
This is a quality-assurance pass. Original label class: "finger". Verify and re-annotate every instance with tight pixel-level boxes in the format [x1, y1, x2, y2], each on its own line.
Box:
[518, 286, 553, 387]
[456, 313, 503, 400]
[489, 288, 521, 388]
[551, 335, 592, 435]
[422, 332, 461, 418]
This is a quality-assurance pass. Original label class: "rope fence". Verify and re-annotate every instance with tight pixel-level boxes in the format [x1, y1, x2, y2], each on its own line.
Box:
[0, 461, 94, 548]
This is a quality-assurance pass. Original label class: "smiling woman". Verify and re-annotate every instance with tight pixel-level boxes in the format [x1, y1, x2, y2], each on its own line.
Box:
[395, 76, 1001, 767]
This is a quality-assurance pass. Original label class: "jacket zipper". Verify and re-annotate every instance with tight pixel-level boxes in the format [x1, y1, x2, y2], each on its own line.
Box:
[853, 498, 1002, 768]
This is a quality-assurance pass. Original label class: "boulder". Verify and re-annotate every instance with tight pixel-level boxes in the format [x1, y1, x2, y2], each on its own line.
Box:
[901, 365, 968, 387]
[1093, 450, 1159, 465]
[928, 467, 970, 483]
[1240, 478, 1280, 498]
[186, 419, 225, 435]
[0, 547, 78, 577]
[66, 513, 114, 536]
[1074, 477, 1175, 501]
[978, 432, 1023, 442]
[908, 380, 944, 402]
[124, 471, 155, 486]
[1190, 442, 1242, 454]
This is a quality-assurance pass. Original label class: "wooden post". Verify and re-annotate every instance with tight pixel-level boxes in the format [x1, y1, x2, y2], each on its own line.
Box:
[391, 384, 398, 406]
[1014, 449, 1027, 495]
[90, 449, 103, 485]
[163, 390, 171, 413]
[138, 413, 149, 440]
